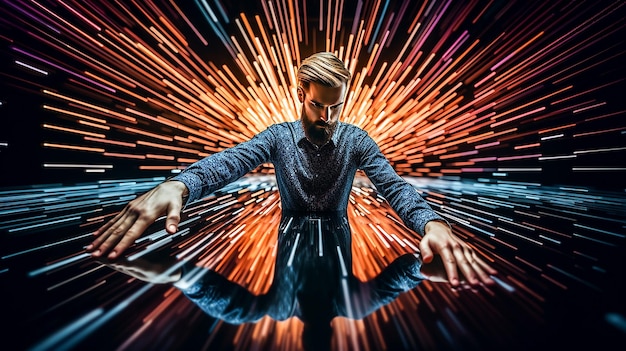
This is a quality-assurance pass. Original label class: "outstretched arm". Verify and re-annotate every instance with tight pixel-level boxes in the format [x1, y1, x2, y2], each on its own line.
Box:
[357, 133, 496, 287]
[87, 126, 277, 259]
[87, 180, 188, 260]
[97, 252, 269, 324]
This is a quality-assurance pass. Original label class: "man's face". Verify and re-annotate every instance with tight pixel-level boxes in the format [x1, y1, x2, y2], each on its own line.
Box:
[299, 82, 346, 146]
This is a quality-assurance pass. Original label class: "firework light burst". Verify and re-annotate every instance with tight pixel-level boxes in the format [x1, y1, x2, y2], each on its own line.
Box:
[0, 0, 625, 350]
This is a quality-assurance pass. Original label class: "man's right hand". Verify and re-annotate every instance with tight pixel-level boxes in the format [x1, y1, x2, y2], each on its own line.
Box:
[87, 180, 188, 260]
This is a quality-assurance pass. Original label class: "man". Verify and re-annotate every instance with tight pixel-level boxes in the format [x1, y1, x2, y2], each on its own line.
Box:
[88, 51, 496, 288]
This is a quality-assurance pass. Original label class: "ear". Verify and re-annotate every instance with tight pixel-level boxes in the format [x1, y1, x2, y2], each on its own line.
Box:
[297, 87, 304, 103]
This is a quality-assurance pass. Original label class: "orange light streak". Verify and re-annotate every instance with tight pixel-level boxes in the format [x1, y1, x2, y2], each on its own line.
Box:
[136, 140, 207, 155]
[43, 105, 106, 124]
[83, 137, 136, 148]
[42, 124, 106, 138]
[138, 165, 183, 170]
[43, 143, 105, 152]
[31, 0, 104, 49]
[146, 154, 175, 160]
[103, 152, 146, 159]
[43, 90, 137, 123]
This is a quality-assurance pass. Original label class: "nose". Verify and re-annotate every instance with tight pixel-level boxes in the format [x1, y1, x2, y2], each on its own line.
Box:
[320, 107, 330, 123]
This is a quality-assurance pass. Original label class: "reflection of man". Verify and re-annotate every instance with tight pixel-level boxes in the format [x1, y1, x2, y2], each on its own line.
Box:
[88, 51, 496, 287]
[102, 212, 432, 350]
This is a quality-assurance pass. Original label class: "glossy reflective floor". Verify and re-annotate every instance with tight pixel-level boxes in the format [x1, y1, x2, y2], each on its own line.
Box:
[1, 176, 624, 350]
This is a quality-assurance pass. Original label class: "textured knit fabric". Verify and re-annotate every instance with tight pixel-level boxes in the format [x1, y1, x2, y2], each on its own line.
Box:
[172, 120, 444, 235]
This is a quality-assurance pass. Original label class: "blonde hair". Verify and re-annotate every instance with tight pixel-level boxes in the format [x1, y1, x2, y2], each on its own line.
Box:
[297, 52, 351, 88]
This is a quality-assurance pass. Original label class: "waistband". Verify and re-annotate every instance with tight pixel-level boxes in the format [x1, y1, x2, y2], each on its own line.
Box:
[281, 209, 347, 221]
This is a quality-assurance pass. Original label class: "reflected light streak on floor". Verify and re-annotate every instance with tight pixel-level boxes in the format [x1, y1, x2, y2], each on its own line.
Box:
[1, 175, 624, 350]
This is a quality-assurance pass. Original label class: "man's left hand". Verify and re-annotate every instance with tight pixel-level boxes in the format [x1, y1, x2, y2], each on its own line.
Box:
[419, 220, 497, 287]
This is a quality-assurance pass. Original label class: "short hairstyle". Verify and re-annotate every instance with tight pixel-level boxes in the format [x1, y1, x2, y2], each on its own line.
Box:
[297, 52, 351, 88]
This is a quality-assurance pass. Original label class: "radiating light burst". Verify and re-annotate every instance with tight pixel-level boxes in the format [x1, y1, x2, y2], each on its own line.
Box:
[0, 0, 624, 182]
[0, 0, 625, 350]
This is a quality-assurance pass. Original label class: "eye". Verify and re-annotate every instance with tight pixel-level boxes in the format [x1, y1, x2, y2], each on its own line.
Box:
[310, 101, 323, 109]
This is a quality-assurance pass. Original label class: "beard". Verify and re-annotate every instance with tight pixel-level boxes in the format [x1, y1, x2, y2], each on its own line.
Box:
[302, 117, 337, 146]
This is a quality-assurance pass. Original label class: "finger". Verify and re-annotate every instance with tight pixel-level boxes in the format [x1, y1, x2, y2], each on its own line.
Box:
[476, 254, 498, 275]
[165, 201, 182, 234]
[475, 264, 495, 285]
[93, 209, 125, 236]
[88, 210, 129, 253]
[464, 248, 498, 284]
[419, 237, 434, 263]
[92, 210, 140, 258]
[91, 223, 128, 258]
[474, 255, 498, 284]
[453, 244, 480, 285]
[467, 253, 493, 285]
[457, 246, 482, 285]
[439, 246, 460, 286]
[107, 216, 152, 259]
[88, 211, 125, 251]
